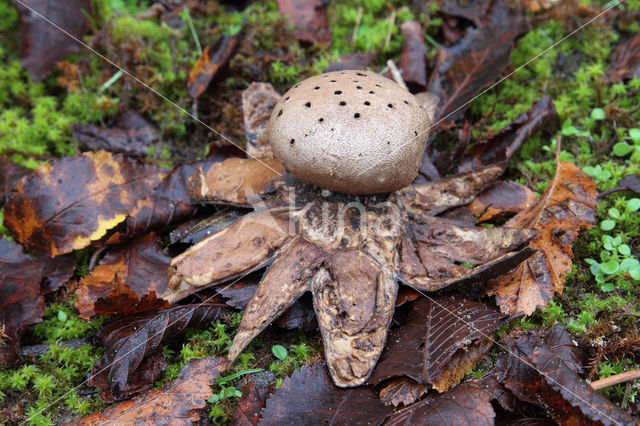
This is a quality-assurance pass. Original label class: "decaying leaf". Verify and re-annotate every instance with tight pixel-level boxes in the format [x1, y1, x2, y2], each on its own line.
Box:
[458, 97, 558, 172]
[71, 122, 159, 157]
[378, 377, 428, 407]
[275, 0, 332, 45]
[74, 233, 170, 319]
[167, 162, 536, 388]
[496, 329, 637, 425]
[188, 35, 239, 99]
[0, 239, 45, 367]
[599, 173, 640, 198]
[260, 361, 393, 425]
[76, 357, 228, 424]
[399, 21, 428, 92]
[603, 32, 640, 84]
[369, 296, 506, 393]
[466, 180, 538, 222]
[232, 382, 275, 425]
[88, 303, 231, 401]
[242, 82, 281, 159]
[486, 145, 598, 315]
[4, 151, 164, 256]
[386, 381, 496, 425]
[427, 0, 527, 127]
[13, 0, 92, 82]
[0, 158, 30, 208]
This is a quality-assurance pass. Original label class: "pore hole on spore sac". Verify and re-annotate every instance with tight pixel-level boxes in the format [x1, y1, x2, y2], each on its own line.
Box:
[305, 102, 311, 108]
[290, 138, 295, 145]
[354, 113, 360, 118]
[339, 101, 346, 106]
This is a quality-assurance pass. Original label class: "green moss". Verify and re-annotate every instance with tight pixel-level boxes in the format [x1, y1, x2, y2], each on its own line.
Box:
[0, 303, 105, 424]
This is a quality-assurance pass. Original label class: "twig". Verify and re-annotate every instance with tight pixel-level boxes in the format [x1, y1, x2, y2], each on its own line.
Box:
[385, 10, 396, 50]
[19, 338, 92, 358]
[386, 59, 409, 91]
[590, 369, 640, 390]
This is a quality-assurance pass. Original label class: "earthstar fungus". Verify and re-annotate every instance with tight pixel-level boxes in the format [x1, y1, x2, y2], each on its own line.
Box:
[164, 72, 538, 388]
[268, 70, 430, 194]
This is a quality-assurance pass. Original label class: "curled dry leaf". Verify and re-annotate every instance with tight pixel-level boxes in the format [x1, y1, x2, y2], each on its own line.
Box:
[427, 0, 527, 128]
[13, 0, 91, 82]
[0, 239, 45, 367]
[466, 180, 538, 222]
[88, 303, 231, 402]
[260, 361, 393, 425]
[74, 233, 170, 319]
[275, 0, 332, 45]
[486, 145, 598, 315]
[369, 296, 506, 394]
[496, 329, 637, 426]
[386, 381, 495, 426]
[242, 82, 281, 159]
[398, 21, 428, 92]
[167, 161, 536, 388]
[75, 357, 228, 425]
[188, 34, 240, 99]
[458, 97, 558, 173]
[4, 151, 164, 257]
[232, 382, 275, 425]
[603, 32, 640, 84]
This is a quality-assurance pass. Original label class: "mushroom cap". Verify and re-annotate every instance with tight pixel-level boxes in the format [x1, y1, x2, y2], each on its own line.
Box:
[268, 70, 430, 194]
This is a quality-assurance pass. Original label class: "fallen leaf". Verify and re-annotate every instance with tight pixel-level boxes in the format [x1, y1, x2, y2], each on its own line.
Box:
[71, 122, 159, 157]
[188, 35, 240, 99]
[603, 32, 640, 84]
[386, 381, 495, 425]
[123, 158, 223, 238]
[76, 357, 228, 424]
[169, 208, 244, 247]
[379, 377, 428, 407]
[88, 303, 231, 401]
[232, 382, 274, 425]
[599, 173, 640, 198]
[486, 145, 598, 315]
[466, 180, 538, 222]
[0, 239, 45, 367]
[458, 97, 558, 172]
[437, 0, 493, 28]
[399, 21, 428, 92]
[75, 266, 169, 319]
[242, 82, 281, 159]
[0, 158, 30, 208]
[39, 253, 76, 294]
[13, 0, 91, 82]
[276, 0, 332, 45]
[369, 296, 506, 392]
[4, 151, 165, 257]
[496, 330, 636, 425]
[427, 0, 527, 128]
[260, 361, 393, 425]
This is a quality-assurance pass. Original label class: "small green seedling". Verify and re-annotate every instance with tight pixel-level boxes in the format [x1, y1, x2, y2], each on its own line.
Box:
[272, 345, 288, 361]
[208, 386, 242, 403]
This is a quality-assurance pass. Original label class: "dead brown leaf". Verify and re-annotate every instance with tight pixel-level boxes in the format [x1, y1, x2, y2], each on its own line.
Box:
[88, 303, 231, 402]
[486, 144, 598, 315]
[379, 377, 428, 407]
[4, 151, 165, 257]
[276, 0, 332, 45]
[75, 357, 228, 424]
[467, 180, 538, 222]
[71, 122, 159, 157]
[188, 35, 240, 99]
[0, 239, 45, 367]
[399, 21, 428, 92]
[13, 0, 91, 82]
[369, 296, 506, 393]
[260, 361, 393, 425]
[75, 233, 170, 319]
[604, 32, 640, 84]
[0, 157, 30, 208]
